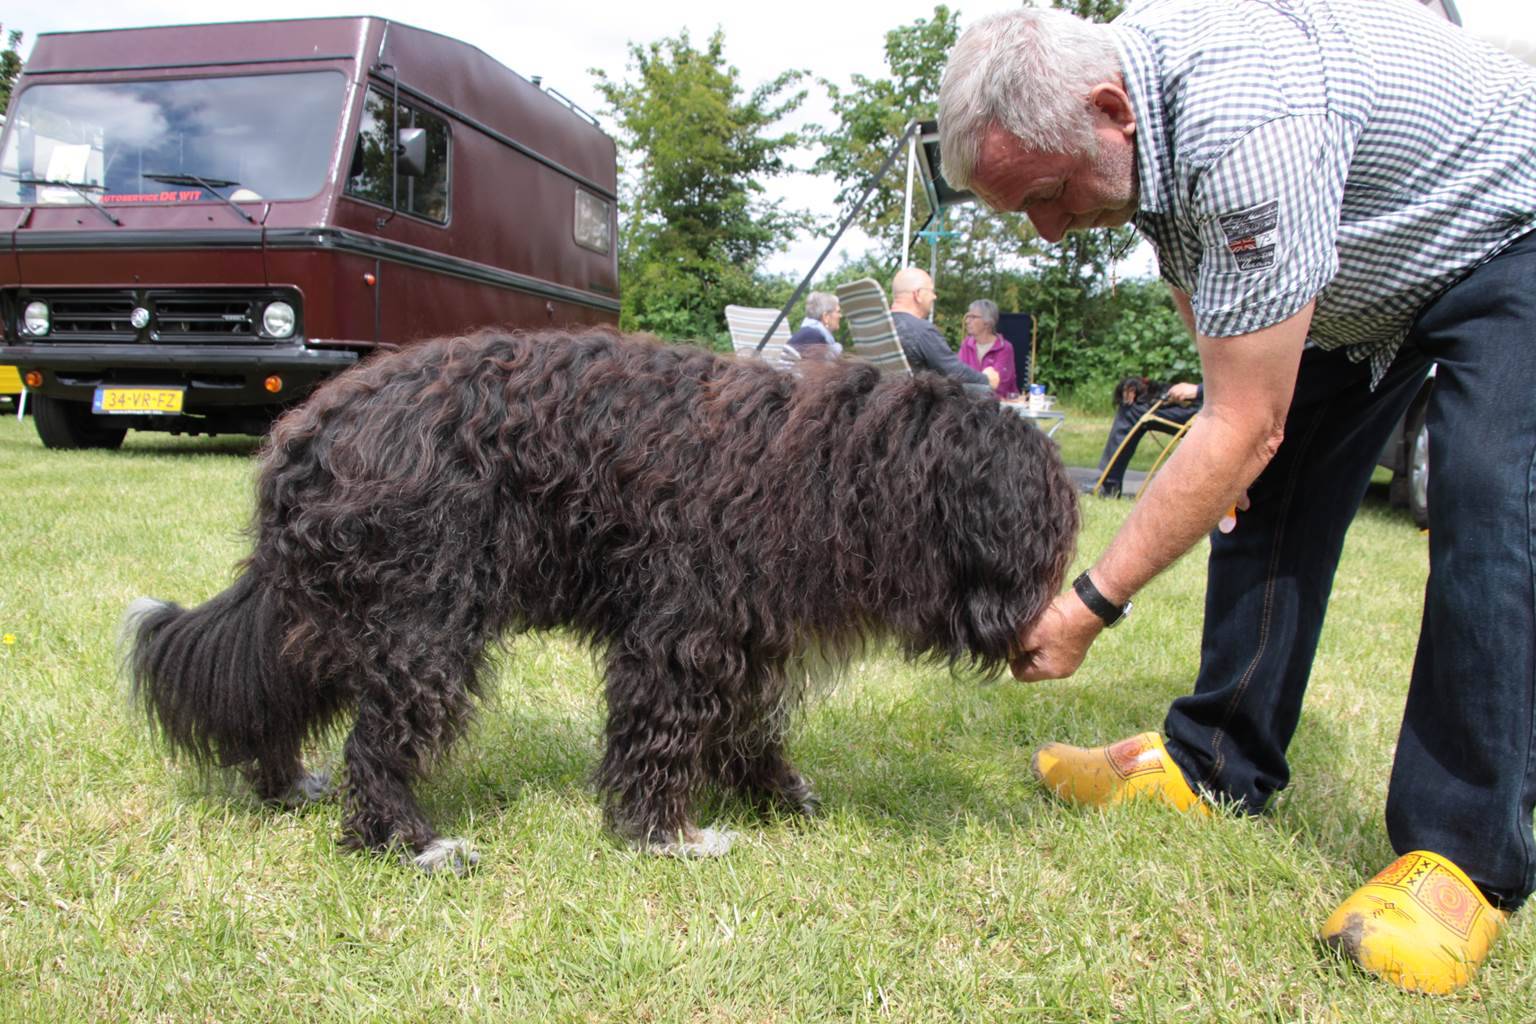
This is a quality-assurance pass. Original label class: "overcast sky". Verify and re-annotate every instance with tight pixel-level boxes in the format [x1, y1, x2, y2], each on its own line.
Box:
[3, 0, 1533, 281]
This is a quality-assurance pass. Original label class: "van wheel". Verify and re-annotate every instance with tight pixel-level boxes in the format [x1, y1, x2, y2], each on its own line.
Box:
[33, 395, 128, 450]
[1407, 403, 1429, 530]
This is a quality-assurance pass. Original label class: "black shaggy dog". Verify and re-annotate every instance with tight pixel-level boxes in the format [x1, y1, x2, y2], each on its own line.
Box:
[126, 327, 1077, 873]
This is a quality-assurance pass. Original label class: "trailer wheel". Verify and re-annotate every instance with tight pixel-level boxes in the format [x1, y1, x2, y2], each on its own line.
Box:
[33, 395, 128, 450]
[1407, 402, 1429, 530]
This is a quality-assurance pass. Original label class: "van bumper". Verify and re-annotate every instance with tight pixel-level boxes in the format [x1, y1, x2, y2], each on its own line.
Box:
[2, 342, 359, 408]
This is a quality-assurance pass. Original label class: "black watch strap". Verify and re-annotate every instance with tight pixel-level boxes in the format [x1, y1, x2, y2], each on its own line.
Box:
[1073, 571, 1132, 627]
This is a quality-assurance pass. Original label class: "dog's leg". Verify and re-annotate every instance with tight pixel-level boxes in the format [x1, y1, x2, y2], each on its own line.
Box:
[596, 643, 736, 858]
[339, 707, 479, 876]
[711, 720, 821, 820]
[242, 745, 335, 809]
[717, 744, 821, 819]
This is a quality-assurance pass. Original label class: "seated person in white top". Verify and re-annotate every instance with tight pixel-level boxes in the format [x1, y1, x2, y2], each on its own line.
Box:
[787, 292, 844, 360]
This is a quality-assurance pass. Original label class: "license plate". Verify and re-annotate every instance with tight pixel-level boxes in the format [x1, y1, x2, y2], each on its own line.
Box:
[92, 386, 186, 414]
[0, 365, 20, 394]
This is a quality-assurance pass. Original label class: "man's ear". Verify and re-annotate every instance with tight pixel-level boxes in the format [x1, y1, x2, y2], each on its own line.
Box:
[1089, 81, 1136, 137]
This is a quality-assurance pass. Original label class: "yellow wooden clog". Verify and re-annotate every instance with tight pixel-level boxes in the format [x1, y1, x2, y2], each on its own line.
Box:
[1031, 731, 1209, 815]
[1319, 850, 1507, 994]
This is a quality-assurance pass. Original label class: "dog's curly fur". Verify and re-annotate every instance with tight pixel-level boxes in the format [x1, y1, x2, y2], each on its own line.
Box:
[1115, 375, 1162, 408]
[127, 327, 1078, 868]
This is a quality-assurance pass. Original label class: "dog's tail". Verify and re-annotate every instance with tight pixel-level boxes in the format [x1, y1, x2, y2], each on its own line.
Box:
[124, 572, 302, 767]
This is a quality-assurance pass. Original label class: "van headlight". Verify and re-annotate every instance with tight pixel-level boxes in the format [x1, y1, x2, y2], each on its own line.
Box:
[261, 301, 296, 339]
[23, 301, 50, 336]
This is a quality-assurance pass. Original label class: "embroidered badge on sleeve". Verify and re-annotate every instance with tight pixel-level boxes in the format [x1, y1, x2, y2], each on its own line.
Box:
[1218, 200, 1279, 271]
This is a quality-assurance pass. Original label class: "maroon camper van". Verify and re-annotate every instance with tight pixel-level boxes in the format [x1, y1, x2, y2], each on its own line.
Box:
[0, 17, 619, 448]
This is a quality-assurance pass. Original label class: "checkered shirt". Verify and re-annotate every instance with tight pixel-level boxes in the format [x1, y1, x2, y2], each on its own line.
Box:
[1113, 0, 1536, 383]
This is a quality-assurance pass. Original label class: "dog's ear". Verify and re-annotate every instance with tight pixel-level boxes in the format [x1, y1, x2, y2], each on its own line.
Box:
[1114, 377, 1135, 407]
[1115, 376, 1148, 407]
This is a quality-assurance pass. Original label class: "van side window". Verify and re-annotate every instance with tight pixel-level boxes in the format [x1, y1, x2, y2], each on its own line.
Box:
[345, 87, 450, 223]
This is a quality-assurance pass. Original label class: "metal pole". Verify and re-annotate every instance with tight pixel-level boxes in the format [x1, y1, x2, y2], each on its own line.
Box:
[901, 134, 917, 266]
[929, 215, 938, 282]
[756, 121, 922, 351]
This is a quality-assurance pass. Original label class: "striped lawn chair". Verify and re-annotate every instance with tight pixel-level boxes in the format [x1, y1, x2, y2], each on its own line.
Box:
[834, 278, 912, 375]
[723, 305, 801, 372]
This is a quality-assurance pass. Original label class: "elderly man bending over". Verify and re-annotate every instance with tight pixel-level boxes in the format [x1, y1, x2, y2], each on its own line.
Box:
[939, 1, 1536, 995]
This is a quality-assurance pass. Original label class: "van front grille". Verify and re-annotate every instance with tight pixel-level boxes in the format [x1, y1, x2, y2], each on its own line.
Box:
[152, 296, 258, 338]
[49, 292, 137, 339]
[6, 288, 300, 345]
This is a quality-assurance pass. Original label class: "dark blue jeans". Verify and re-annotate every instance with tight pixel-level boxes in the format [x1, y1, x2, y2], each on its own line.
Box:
[1096, 398, 1201, 497]
[1164, 229, 1536, 911]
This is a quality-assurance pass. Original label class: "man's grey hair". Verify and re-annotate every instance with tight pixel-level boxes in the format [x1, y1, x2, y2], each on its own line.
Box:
[938, 8, 1124, 190]
[967, 298, 999, 330]
[805, 292, 840, 321]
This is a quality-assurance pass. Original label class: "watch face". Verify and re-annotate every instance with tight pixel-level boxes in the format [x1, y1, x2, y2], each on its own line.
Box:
[1111, 600, 1132, 628]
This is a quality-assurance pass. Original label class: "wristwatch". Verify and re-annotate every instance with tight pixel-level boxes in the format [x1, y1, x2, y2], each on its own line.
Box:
[1073, 570, 1132, 628]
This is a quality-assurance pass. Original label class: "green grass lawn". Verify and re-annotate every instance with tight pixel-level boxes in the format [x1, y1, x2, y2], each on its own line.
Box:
[1, 409, 1530, 1023]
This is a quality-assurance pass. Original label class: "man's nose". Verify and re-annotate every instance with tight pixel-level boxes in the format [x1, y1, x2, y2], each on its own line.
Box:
[1028, 206, 1070, 243]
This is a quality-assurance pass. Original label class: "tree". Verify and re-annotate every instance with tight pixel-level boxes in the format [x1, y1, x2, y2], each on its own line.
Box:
[813, 1, 1183, 398]
[592, 30, 808, 344]
[1060, 0, 1125, 23]
[813, 6, 957, 255]
[814, 8, 1046, 333]
[814, 6, 1041, 271]
[0, 29, 23, 114]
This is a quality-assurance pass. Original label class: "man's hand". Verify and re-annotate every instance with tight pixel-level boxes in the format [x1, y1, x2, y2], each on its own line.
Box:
[1166, 381, 1200, 404]
[1010, 589, 1105, 681]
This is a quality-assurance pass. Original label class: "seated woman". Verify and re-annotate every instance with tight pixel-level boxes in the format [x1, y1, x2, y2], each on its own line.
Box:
[957, 300, 1019, 399]
[787, 292, 843, 360]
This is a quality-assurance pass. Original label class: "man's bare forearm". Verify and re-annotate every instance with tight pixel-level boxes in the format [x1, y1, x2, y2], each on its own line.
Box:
[1083, 301, 1311, 606]
[1087, 408, 1279, 604]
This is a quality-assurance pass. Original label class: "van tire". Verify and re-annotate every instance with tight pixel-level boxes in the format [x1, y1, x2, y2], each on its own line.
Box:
[34, 395, 128, 450]
[1406, 402, 1429, 530]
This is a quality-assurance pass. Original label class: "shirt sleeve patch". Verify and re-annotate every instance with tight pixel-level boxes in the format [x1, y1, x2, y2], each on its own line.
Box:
[1217, 200, 1279, 271]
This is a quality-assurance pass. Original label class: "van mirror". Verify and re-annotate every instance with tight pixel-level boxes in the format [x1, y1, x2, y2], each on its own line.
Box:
[396, 127, 427, 178]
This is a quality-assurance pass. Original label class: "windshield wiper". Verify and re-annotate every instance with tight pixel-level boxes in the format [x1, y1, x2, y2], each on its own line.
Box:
[8, 174, 121, 226]
[143, 172, 258, 225]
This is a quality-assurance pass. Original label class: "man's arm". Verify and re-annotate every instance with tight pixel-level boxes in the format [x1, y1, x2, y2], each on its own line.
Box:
[1163, 290, 1202, 405]
[911, 322, 992, 387]
[1011, 301, 1312, 681]
[1168, 285, 1197, 336]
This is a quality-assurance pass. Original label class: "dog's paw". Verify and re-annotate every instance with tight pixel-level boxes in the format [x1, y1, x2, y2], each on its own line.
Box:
[793, 790, 823, 818]
[647, 826, 737, 858]
[411, 837, 480, 876]
[279, 770, 336, 808]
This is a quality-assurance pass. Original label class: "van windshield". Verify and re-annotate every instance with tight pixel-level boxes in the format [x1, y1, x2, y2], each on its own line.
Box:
[0, 71, 347, 207]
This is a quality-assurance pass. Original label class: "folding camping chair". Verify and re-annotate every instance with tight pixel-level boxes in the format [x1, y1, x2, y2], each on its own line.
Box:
[833, 278, 913, 375]
[996, 312, 1035, 391]
[1087, 393, 1198, 498]
[723, 305, 801, 372]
